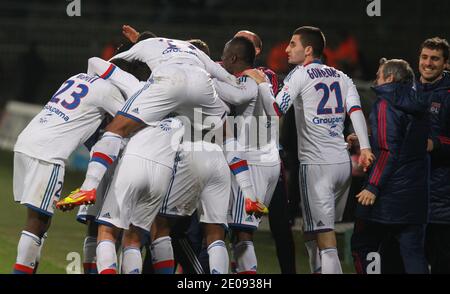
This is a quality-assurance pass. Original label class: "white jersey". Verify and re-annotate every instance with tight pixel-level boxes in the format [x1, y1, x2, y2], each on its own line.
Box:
[88, 57, 231, 131]
[267, 60, 362, 164]
[113, 38, 238, 86]
[123, 118, 185, 169]
[14, 73, 124, 165]
[215, 75, 279, 165]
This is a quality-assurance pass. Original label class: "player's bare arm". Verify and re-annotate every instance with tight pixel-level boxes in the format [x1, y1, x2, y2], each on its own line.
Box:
[122, 24, 140, 43]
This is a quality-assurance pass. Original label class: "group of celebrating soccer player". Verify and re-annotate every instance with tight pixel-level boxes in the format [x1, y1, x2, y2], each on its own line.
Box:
[11, 23, 449, 274]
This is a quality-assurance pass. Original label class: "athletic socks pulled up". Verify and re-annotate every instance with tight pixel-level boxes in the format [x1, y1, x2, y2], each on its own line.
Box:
[150, 236, 175, 274]
[207, 240, 229, 274]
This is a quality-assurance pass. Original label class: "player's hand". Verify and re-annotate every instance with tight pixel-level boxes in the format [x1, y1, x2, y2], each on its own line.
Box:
[356, 189, 376, 206]
[122, 25, 140, 43]
[427, 139, 434, 152]
[242, 69, 267, 84]
[358, 148, 375, 172]
[346, 133, 359, 150]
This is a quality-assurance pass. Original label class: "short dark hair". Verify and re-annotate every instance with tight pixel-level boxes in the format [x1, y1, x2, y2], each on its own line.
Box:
[228, 36, 256, 66]
[110, 58, 151, 81]
[137, 31, 157, 42]
[293, 26, 326, 58]
[187, 39, 210, 56]
[115, 31, 157, 55]
[420, 37, 449, 61]
[379, 58, 415, 84]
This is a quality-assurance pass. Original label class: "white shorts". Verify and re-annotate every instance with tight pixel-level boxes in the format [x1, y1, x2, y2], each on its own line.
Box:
[159, 142, 231, 226]
[117, 64, 223, 128]
[228, 163, 280, 230]
[299, 162, 351, 233]
[77, 157, 118, 224]
[97, 154, 173, 232]
[13, 152, 65, 216]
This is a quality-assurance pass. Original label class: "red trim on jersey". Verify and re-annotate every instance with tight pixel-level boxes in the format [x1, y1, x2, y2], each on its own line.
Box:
[14, 264, 34, 274]
[92, 152, 113, 165]
[438, 136, 450, 145]
[348, 106, 362, 115]
[378, 100, 388, 150]
[229, 160, 248, 171]
[153, 260, 175, 270]
[369, 100, 389, 186]
[100, 64, 115, 79]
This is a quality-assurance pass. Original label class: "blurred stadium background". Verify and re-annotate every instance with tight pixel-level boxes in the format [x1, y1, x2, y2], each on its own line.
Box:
[0, 0, 449, 274]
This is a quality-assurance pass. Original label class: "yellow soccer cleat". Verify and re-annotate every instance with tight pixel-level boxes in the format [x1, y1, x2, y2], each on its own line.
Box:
[245, 198, 269, 216]
[56, 188, 96, 211]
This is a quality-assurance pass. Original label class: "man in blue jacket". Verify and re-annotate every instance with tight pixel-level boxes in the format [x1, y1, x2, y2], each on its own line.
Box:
[418, 37, 450, 274]
[351, 58, 430, 274]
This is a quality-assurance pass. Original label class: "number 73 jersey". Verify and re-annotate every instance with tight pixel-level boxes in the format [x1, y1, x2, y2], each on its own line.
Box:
[14, 73, 124, 165]
[278, 60, 362, 164]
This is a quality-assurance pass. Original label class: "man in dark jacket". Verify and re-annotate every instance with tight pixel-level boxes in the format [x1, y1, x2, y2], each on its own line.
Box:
[418, 37, 450, 274]
[351, 58, 430, 274]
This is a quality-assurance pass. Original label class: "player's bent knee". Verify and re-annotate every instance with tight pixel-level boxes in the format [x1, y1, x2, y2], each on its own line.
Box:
[122, 227, 142, 248]
[204, 224, 225, 245]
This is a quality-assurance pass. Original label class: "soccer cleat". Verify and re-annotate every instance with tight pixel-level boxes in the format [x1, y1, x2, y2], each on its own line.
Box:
[245, 198, 269, 216]
[56, 188, 96, 211]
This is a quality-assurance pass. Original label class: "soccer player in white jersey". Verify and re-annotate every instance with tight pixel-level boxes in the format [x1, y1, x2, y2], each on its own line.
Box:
[217, 36, 281, 274]
[152, 140, 231, 274]
[94, 118, 185, 274]
[11, 58, 148, 274]
[116, 27, 268, 216]
[245, 26, 374, 274]
[56, 36, 258, 211]
[149, 37, 271, 275]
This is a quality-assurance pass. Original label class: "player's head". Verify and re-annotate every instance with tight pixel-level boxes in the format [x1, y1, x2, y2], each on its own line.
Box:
[419, 37, 449, 83]
[221, 36, 256, 74]
[234, 30, 262, 56]
[110, 58, 151, 81]
[376, 58, 414, 86]
[187, 39, 210, 56]
[287, 26, 326, 65]
[115, 31, 157, 55]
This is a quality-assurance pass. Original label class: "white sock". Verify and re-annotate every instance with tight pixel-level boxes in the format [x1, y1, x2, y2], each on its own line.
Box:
[320, 248, 342, 274]
[207, 240, 229, 274]
[121, 246, 142, 274]
[96, 240, 117, 274]
[81, 132, 122, 190]
[223, 139, 256, 202]
[305, 240, 321, 273]
[150, 236, 174, 274]
[13, 231, 41, 274]
[83, 236, 97, 274]
[33, 232, 47, 274]
[234, 240, 257, 274]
